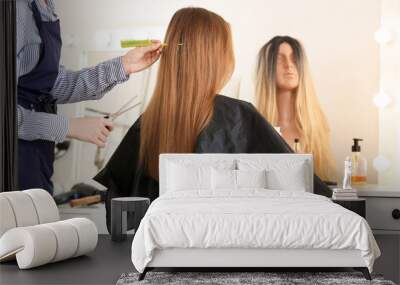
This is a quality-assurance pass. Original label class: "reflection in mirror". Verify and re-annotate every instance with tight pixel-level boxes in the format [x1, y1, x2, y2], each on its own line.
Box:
[52, 0, 399, 200]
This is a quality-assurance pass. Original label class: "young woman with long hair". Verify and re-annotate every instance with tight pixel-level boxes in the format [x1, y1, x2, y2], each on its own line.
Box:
[95, 9, 331, 231]
[139, 7, 234, 179]
[256, 36, 335, 181]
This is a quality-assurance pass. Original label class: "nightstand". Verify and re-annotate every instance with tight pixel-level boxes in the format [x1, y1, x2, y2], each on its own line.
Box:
[331, 198, 366, 218]
[356, 185, 400, 284]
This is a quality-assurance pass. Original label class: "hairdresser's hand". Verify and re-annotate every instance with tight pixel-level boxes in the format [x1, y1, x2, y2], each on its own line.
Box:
[67, 117, 114, 147]
[122, 40, 162, 74]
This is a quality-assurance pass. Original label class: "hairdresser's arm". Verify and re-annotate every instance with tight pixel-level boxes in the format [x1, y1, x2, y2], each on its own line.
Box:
[52, 42, 162, 104]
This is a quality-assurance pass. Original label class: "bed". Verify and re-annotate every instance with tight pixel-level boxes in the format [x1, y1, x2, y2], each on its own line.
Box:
[130, 154, 380, 280]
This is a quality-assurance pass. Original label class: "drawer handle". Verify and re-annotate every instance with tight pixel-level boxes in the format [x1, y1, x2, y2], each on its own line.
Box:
[393, 209, 400, 220]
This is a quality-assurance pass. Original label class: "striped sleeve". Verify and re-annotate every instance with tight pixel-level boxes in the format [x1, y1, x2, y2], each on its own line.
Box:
[51, 56, 129, 104]
[17, 105, 69, 143]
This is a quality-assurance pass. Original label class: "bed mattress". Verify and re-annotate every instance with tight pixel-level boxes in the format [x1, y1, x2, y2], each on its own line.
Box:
[131, 190, 380, 273]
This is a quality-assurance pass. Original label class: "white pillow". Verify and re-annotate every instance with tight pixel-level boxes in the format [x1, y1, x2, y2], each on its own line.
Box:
[266, 167, 307, 191]
[166, 159, 235, 192]
[237, 169, 267, 189]
[167, 162, 211, 191]
[211, 167, 236, 190]
[211, 169, 267, 190]
[211, 168, 236, 190]
[237, 159, 308, 192]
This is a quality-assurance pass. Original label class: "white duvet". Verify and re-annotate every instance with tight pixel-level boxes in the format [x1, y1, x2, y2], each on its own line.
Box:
[131, 190, 380, 273]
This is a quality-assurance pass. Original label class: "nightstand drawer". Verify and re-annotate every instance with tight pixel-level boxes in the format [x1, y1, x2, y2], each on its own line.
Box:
[365, 197, 400, 231]
[331, 199, 365, 218]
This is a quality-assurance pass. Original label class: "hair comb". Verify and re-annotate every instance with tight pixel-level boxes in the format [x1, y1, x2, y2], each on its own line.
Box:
[120, 39, 183, 48]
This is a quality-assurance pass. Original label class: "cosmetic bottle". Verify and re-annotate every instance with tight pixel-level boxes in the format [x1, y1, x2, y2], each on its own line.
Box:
[343, 157, 352, 190]
[350, 138, 367, 185]
[293, 138, 300, 153]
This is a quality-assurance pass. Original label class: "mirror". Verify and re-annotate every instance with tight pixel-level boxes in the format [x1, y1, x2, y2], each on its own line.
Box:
[52, 0, 399, 196]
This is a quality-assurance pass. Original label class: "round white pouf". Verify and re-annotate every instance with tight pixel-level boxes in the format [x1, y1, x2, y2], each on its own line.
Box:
[64, 218, 98, 257]
[42, 221, 79, 262]
[0, 218, 98, 269]
[0, 226, 57, 269]
[0, 196, 17, 237]
[1, 191, 39, 227]
[24, 189, 59, 223]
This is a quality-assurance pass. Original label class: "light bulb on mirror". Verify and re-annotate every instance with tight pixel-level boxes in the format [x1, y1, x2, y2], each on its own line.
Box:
[374, 28, 392, 45]
[373, 91, 391, 109]
[373, 155, 391, 172]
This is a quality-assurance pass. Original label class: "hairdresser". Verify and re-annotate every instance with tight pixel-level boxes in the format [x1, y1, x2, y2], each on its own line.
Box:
[16, 0, 162, 193]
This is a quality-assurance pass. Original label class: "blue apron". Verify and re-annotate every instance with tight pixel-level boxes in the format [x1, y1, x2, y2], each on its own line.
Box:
[18, 1, 62, 194]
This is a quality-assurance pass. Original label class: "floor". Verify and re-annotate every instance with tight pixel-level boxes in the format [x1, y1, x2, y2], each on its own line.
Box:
[0, 235, 391, 284]
[0, 235, 134, 285]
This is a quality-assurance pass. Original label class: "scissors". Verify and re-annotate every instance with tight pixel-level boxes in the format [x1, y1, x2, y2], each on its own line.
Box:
[105, 95, 141, 121]
[85, 96, 141, 121]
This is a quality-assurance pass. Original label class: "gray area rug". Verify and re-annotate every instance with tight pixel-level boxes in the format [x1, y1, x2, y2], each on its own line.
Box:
[116, 272, 396, 285]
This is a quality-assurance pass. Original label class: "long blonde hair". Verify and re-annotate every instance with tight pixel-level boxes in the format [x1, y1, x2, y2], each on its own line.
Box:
[256, 36, 335, 181]
[140, 7, 234, 179]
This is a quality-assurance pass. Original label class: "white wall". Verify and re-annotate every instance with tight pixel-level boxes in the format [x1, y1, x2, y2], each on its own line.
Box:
[53, 0, 382, 190]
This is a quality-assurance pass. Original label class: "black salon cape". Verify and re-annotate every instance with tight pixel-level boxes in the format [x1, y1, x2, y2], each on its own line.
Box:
[94, 95, 331, 232]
